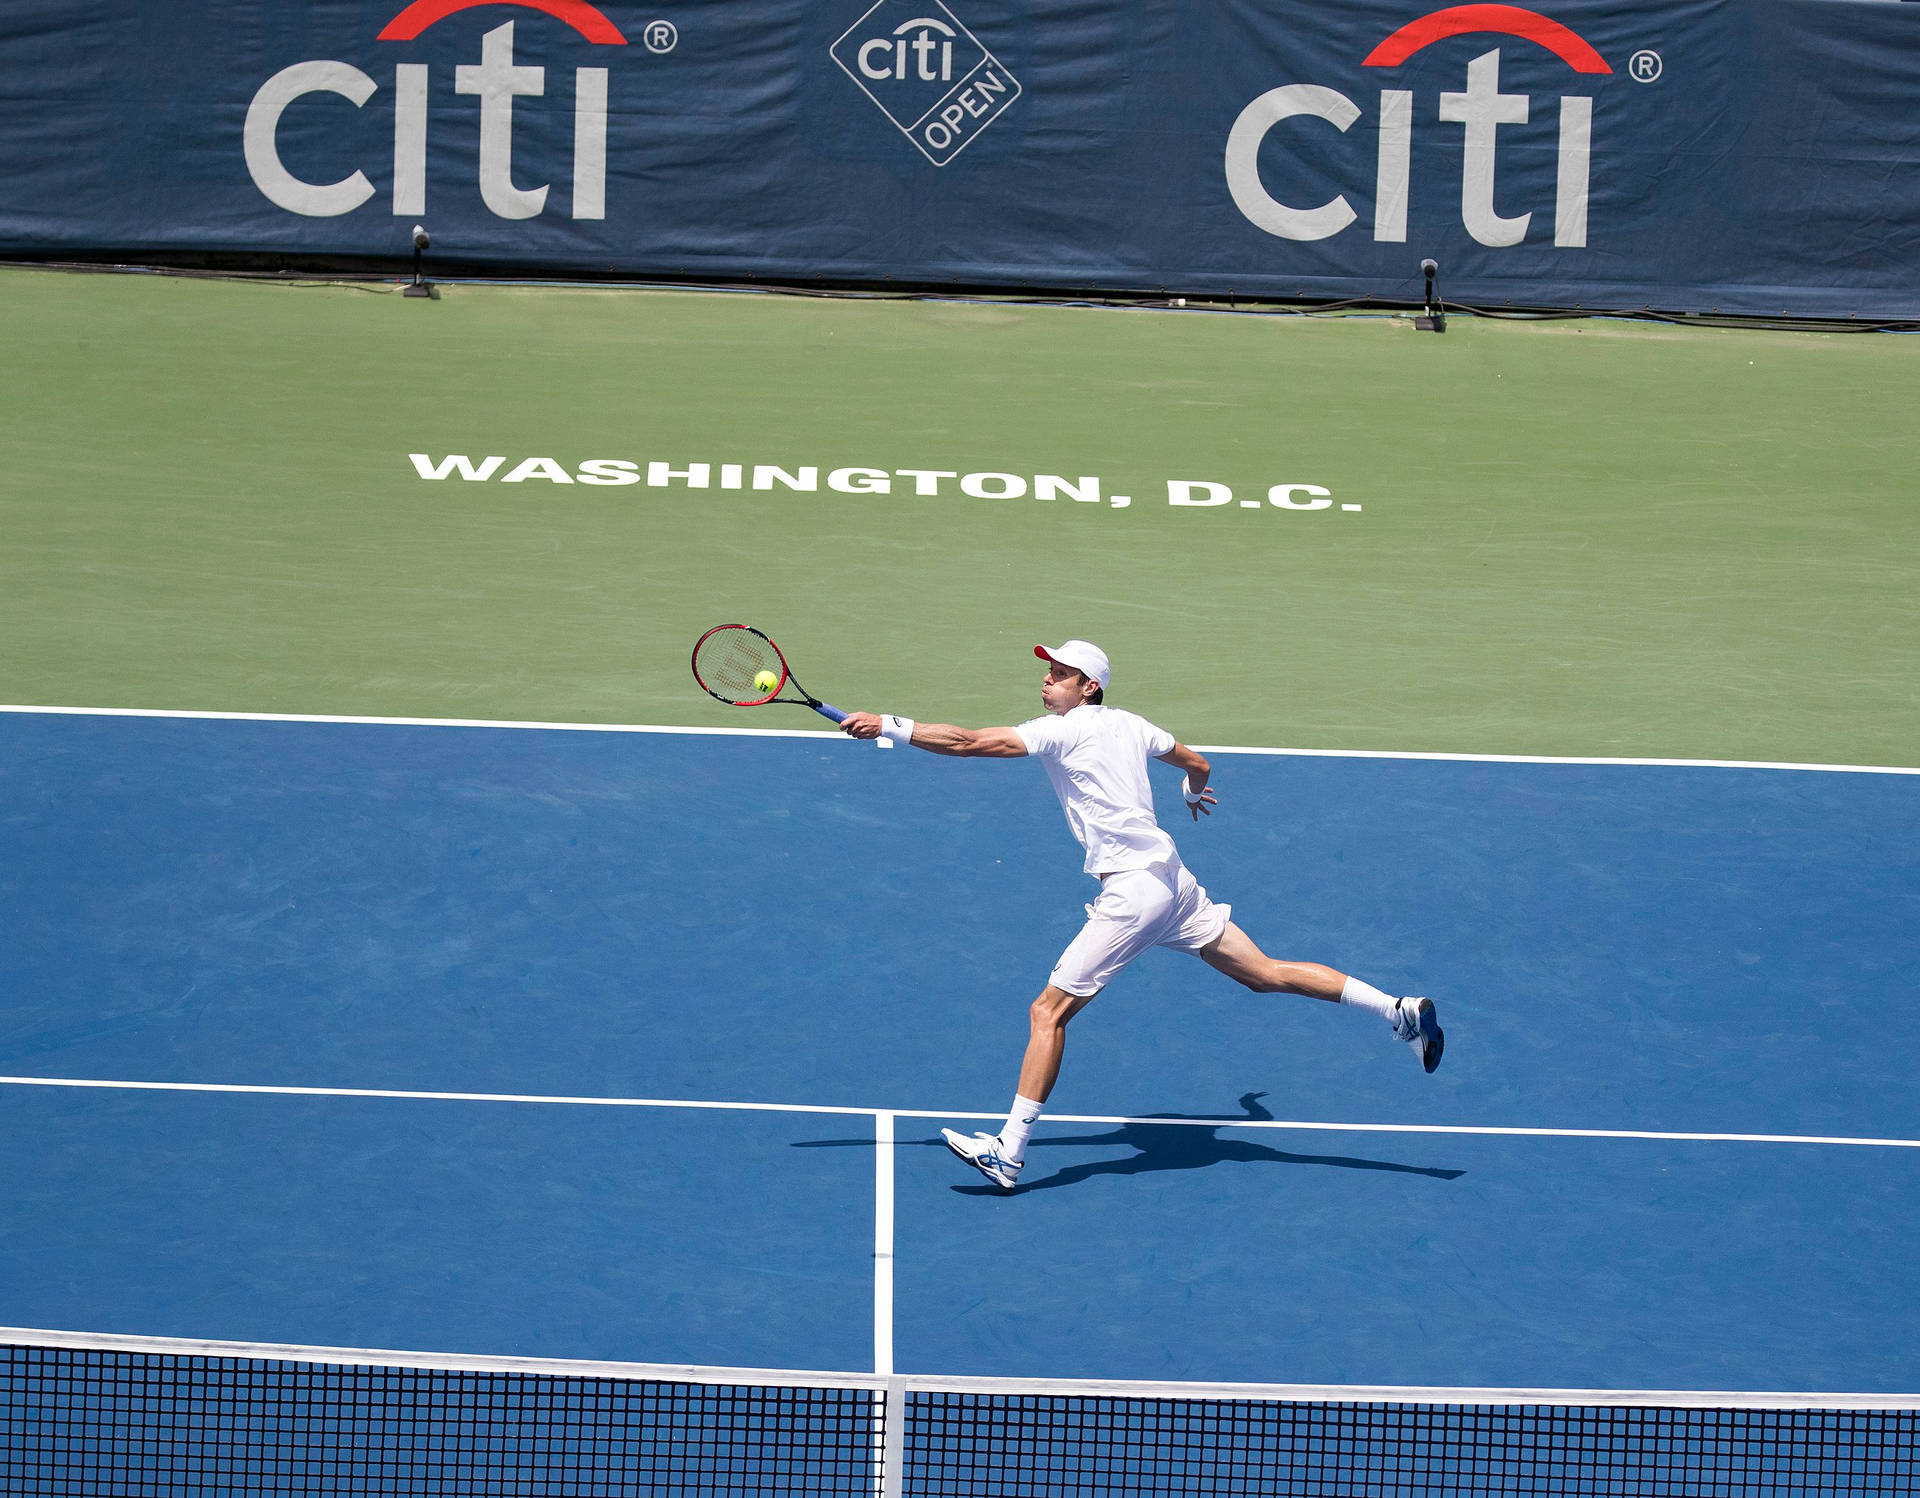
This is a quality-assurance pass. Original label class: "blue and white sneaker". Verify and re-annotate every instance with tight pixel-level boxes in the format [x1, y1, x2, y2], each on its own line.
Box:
[1393, 996, 1444, 1074]
[941, 1128, 1022, 1189]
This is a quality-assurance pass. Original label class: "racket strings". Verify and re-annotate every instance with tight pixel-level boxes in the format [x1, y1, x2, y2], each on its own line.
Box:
[694, 627, 785, 704]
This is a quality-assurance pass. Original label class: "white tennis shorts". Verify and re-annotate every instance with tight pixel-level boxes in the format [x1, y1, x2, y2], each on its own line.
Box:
[1048, 860, 1232, 998]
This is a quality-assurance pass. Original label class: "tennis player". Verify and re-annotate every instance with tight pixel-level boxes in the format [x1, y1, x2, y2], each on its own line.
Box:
[839, 640, 1443, 1190]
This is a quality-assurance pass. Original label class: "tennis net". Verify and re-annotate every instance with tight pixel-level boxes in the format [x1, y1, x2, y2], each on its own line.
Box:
[4, 1329, 1916, 1495]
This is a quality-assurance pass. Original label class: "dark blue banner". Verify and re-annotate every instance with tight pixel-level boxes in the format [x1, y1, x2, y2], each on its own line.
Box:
[1, 1, 1915, 317]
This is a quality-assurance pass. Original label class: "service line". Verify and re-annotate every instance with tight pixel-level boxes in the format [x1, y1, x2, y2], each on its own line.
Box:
[0, 1074, 1914, 1151]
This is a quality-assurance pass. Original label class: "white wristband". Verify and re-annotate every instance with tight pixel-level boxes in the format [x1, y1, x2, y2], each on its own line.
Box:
[1182, 775, 1204, 804]
[880, 714, 916, 747]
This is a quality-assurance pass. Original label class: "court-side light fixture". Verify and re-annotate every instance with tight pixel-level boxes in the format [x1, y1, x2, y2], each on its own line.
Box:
[1415, 257, 1446, 332]
[405, 224, 435, 299]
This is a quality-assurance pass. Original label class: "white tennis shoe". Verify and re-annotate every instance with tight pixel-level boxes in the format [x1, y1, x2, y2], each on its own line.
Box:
[1393, 996, 1444, 1074]
[942, 1128, 1022, 1189]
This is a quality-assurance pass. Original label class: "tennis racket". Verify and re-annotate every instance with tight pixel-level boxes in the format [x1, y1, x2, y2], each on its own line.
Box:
[691, 624, 848, 725]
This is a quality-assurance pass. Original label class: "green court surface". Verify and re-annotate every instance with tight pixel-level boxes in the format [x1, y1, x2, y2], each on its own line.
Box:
[2, 265, 1912, 764]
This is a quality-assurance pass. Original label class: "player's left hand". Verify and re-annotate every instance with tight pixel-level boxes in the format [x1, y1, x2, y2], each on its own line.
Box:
[840, 712, 881, 739]
[1189, 788, 1217, 820]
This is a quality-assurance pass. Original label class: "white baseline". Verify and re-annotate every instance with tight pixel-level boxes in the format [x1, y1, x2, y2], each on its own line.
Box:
[2, 704, 1916, 775]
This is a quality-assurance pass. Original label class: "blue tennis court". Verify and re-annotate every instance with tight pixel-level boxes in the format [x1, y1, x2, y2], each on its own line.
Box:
[3, 706, 1916, 1407]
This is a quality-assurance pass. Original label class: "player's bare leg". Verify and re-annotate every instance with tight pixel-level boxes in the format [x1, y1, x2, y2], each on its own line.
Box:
[1199, 922, 1443, 1072]
[943, 983, 1098, 1190]
[1196, 923, 1347, 999]
[1017, 983, 1101, 1102]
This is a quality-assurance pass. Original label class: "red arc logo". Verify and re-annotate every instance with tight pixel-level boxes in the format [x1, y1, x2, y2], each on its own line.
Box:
[378, 0, 627, 45]
[1363, 4, 1610, 73]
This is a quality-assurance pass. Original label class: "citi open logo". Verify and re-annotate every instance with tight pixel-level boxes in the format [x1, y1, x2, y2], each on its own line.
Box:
[831, 0, 1021, 166]
[1227, 3, 1613, 248]
[243, 0, 648, 221]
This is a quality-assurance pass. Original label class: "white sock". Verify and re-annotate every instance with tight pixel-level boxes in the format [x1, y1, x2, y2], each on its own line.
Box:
[998, 1095, 1043, 1164]
[1339, 976, 1400, 1022]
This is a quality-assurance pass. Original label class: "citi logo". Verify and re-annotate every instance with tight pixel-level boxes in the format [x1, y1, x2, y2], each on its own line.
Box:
[243, 0, 645, 221]
[831, 0, 1022, 166]
[1227, 3, 1614, 248]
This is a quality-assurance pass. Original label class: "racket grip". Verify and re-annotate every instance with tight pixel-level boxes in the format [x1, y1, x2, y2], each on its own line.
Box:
[812, 702, 849, 724]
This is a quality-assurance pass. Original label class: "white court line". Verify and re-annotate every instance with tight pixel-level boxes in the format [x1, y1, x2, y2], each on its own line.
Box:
[1195, 743, 1920, 776]
[0, 703, 836, 741]
[4, 1326, 1915, 1412]
[2, 1074, 1916, 1150]
[3, 703, 1916, 775]
[872, 1111, 895, 1378]
[871, 1111, 903, 1498]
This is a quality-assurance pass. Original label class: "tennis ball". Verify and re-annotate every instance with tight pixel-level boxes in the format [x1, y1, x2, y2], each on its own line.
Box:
[753, 670, 779, 694]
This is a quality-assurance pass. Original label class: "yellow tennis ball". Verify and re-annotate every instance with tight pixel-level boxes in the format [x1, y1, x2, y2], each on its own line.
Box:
[753, 670, 779, 694]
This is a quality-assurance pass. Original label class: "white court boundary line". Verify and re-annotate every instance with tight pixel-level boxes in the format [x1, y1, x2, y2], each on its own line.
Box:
[0, 703, 837, 742]
[3, 703, 1917, 775]
[871, 1112, 903, 1498]
[3, 1073, 1916, 1150]
[3, 1326, 1915, 1413]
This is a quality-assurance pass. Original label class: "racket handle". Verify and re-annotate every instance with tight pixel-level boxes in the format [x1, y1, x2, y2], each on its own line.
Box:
[812, 702, 849, 724]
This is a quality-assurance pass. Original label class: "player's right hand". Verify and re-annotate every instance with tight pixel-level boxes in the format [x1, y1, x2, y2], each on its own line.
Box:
[840, 712, 881, 739]
[1188, 787, 1217, 820]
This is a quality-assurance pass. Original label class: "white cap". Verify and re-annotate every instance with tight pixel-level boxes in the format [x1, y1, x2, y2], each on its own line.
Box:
[1034, 639, 1110, 689]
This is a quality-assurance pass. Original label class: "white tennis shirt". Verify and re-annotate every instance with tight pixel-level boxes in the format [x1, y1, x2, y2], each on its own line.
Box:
[1015, 704, 1180, 876]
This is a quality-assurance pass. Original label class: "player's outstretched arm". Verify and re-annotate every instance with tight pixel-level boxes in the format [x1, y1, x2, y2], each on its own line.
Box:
[839, 713, 1027, 757]
[1157, 742, 1217, 819]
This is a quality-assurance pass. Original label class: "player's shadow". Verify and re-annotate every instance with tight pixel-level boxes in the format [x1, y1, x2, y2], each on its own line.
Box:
[793, 1092, 1464, 1196]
